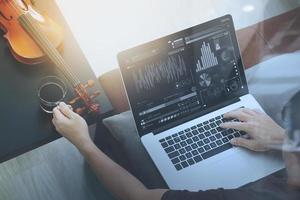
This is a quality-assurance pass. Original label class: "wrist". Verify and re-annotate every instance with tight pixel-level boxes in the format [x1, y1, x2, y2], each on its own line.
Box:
[78, 140, 98, 156]
[287, 179, 300, 189]
[75, 137, 94, 152]
[273, 128, 286, 143]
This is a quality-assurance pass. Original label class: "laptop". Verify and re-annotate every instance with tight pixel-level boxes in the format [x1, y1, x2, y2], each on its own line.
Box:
[117, 15, 284, 191]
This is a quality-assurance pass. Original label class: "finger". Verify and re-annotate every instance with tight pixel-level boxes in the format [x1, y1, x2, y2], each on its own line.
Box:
[52, 118, 59, 130]
[53, 107, 60, 119]
[240, 108, 256, 116]
[230, 138, 256, 151]
[52, 118, 64, 134]
[52, 118, 57, 126]
[53, 106, 68, 121]
[252, 109, 263, 114]
[220, 122, 251, 132]
[223, 110, 252, 122]
[53, 106, 60, 120]
[53, 108, 57, 120]
[58, 102, 74, 119]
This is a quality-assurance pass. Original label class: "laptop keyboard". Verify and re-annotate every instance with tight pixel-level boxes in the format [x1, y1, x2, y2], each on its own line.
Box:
[159, 114, 246, 171]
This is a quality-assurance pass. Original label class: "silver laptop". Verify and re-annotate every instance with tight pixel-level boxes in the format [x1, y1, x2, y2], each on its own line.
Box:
[117, 15, 284, 191]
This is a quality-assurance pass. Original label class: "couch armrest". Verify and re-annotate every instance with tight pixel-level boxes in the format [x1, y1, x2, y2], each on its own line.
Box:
[98, 68, 130, 113]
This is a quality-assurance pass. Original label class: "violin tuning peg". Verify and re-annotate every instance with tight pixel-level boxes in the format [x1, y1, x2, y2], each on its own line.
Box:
[84, 80, 95, 88]
[90, 91, 101, 99]
[68, 96, 80, 105]
[75, 107, 86, 115]
[90, 103, 100, 114]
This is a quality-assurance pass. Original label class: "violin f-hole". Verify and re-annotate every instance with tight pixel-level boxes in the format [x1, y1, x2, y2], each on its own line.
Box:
[0, 11, 12, 21]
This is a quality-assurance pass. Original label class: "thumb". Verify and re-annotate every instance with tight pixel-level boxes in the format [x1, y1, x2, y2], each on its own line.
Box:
[230, 138, 256, 151]
[58, 102, 75, 119]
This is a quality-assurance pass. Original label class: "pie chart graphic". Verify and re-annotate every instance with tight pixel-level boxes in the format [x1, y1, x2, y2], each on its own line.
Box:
[199, 73, 212, 87]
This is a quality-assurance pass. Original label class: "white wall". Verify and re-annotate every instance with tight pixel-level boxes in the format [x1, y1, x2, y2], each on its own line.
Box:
[56, 0, 300, 76]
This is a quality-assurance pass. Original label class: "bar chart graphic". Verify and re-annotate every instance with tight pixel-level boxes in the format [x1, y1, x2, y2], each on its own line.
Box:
[196, 42, 218, 72]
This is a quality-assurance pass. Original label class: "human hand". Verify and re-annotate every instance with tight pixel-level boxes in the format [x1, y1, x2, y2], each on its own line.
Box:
[52, 102, 93, 150]
[220, 108, 285, 151]
[283, 150, 300, 188]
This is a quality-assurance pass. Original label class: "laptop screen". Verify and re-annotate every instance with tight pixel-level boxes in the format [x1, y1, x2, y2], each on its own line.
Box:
[118, 15, 248, 136]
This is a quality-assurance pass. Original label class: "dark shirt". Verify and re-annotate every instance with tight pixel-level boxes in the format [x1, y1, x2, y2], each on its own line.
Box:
[162, 170, 300, 200]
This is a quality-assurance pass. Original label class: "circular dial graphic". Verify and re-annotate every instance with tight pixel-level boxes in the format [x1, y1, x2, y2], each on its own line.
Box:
[220, 48, 233, 63]
[227, 78, 240, 93]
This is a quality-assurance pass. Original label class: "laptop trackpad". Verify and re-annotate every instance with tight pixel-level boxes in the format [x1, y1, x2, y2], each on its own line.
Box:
[175, 148, 284, 191]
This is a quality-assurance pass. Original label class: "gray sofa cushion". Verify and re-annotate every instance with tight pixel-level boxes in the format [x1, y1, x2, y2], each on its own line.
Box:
[103, 51, 300, 188]
[102, 111, 167, 188]
[247, 51, 300, 125]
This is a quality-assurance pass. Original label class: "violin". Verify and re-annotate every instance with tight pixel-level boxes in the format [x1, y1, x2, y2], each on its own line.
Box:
[0, 0, 100, 115]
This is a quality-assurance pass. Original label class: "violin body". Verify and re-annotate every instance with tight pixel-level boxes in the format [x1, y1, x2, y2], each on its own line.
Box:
[0, 0, 100, 115]
[0, 0, 63, 64]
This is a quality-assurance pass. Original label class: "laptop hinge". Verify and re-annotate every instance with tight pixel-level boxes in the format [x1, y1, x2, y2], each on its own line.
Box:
[152, 97, 241, 135]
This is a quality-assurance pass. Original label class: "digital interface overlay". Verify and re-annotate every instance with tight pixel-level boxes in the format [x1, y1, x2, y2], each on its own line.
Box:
[119, 17, 247, 135]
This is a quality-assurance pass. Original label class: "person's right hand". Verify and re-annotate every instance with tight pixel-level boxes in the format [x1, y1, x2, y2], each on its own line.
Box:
[220, 108, 285, 151]
[52, 102, 93, 150]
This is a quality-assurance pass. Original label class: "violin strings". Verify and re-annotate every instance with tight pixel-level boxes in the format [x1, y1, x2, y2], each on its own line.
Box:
[25, 16, 80, 85]
[6, 0, 81, 86]
[23, 15, 80, 85]
[25, 16, 81, 85]
[7, 0, 79, 85]
[7, 0, 23, 15]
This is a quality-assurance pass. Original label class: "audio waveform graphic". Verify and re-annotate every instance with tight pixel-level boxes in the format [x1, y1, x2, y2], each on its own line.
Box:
[196, 42, 218, 72]
[133, 55, 188, 93]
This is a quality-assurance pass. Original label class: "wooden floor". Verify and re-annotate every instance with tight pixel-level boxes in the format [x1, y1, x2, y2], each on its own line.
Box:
[0, 126, 114, 200]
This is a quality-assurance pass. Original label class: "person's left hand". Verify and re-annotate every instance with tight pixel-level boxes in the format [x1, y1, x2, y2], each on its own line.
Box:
[284, 150, 300, 188]
[220, 108, 285, 151]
